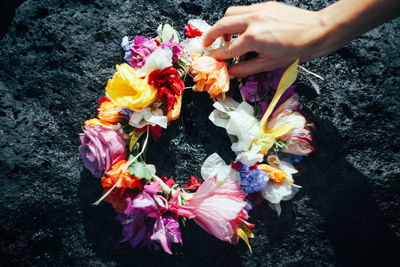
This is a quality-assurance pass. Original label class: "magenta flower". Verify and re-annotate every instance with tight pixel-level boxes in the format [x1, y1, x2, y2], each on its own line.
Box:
[150, 216, 182, 254]
[169, 176, 249, 244]
[160, 36, 184, 63]
[128, 36, 158, 68]
[119, 182, 182, 254]
[79, 125, 126, 178]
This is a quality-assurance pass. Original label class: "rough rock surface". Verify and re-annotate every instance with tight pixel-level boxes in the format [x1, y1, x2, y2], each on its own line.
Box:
[0, 0, 399, 266]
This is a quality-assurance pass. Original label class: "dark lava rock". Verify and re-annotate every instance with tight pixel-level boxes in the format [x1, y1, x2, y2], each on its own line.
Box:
[0, 0, 399, 266]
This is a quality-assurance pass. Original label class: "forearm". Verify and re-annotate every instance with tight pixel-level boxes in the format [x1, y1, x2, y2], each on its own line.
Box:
[314, 0, 400, 58]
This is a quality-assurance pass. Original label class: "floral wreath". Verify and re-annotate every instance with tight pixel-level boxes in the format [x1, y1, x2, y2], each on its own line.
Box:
[79, 19, 315, 254]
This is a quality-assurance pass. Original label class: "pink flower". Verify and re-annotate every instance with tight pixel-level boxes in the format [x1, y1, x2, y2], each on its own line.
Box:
[128, 36, 158, 68]
[267, 95, 314, 156]
[169, 176, 249, 244]
[79, 125, 126, 177]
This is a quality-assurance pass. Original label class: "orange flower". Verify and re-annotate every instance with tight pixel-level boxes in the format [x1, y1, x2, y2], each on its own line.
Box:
[98, 101, 121, 123]
[191, 55, 229, 98]
[84, 118, 111, 127]
[101, 160, 143, 190]
[167, 94, 182, 122]
[257, 164, 288, 185]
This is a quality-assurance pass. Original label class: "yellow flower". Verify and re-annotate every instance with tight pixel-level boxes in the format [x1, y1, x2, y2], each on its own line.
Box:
[254, 59, 299, 154]
[106, 63, 157, 109]
[238, 223, 254, 253]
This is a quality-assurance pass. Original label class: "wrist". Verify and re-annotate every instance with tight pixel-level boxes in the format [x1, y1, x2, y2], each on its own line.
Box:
[297, 10, 333, 62]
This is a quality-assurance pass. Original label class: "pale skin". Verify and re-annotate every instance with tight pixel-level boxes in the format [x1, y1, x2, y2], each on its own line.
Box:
[203, 0, 400, 78]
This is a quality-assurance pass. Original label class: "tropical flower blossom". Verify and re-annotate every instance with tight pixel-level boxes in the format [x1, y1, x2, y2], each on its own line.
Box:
[150, 216, 182, 254]
[129, 107, 168, 129]
[185, 176, 202, 191]
[84, 118, 112, 128]
[169, 176, 249, 244]
[200, 153, 240, 184]
[103, 187, 137, 213]
[185, 23, 202, 38]
[101, 160, 143, 190]
[97, 100, 121, 123]
[122, 36, 158, 68]
[148, 66, 185, 112]
[160, 38, 184, 63]
[209, 98, 259, 152]
[119, 182, 182, 254]
[191, 55, 230, 98]
[79, 125, 126, 177]
[240, 69, 296, 118]
[106, 63, 157, 109]
[135, 48, 173, 77]
[238, 165, 269, 194]
[234, 144, 263, 166]
[265, 95, 314, 156]
[257, 164, 287, 185]
[181, 19, 220, 55]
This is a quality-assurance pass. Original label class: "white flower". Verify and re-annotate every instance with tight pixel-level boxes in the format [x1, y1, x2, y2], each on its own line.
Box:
[129, 107, 168, 129]
[262, 179, 293, 204]
[136, 48, 172, 77]
[201, 153, 240, 185]
[234, 144, 263, 166]
[209, 97, 260, 152]
[182, 19, 222, 56]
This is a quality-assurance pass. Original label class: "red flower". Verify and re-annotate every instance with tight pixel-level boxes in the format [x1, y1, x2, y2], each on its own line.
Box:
[185, 24, 202, 38]
[148, 67, 185, 112]
[99, 96, 111, 105]
[136, 125, 162, 142]
[161, 176, 176, 188]
[184, 176, 202, 191]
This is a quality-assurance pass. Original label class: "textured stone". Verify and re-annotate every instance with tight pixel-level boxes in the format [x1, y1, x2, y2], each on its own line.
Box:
[0, 0, 399, 266]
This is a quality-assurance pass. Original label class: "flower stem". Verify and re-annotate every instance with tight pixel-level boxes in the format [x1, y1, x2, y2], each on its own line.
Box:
[93, 126, 150, 206]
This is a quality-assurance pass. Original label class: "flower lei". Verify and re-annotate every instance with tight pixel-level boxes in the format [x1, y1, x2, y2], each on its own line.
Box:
[79, 19, 314, 254]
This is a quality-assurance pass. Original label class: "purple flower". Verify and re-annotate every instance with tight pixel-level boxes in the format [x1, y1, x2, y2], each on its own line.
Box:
[150, 216, 182, 254]
[123, 36, 158, 68]
[121, 36, 133, 62]
[79, 125, 126, 177]
[160, 36, 184, 63]
[120, 108, 133, 118]
[238, 165, 269, 194]
[240, 68, 296, 117]
[118, 182, 182, 254]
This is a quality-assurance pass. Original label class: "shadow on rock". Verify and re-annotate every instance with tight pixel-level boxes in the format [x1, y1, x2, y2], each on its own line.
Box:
[300, 112, 400, 266]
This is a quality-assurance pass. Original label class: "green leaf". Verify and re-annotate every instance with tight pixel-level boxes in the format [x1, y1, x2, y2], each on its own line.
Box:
[127, 154, 152, 180]
[160, 24, 179, 43]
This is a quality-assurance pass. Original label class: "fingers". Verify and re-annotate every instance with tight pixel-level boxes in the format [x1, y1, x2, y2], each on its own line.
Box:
[222, 34, 232, 42]
[203, 15, 248, 47]
[229, 57, 290, 78]
[224, 3, 265, 17]
[207, 35, 250, 60]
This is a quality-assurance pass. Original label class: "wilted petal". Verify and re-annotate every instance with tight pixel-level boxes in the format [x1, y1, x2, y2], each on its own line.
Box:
[262, 179, 293, 204]
[201, 153, 240, 184]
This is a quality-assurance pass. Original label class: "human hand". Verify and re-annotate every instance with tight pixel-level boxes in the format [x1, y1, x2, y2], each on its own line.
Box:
[203, 1, 326, 78]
